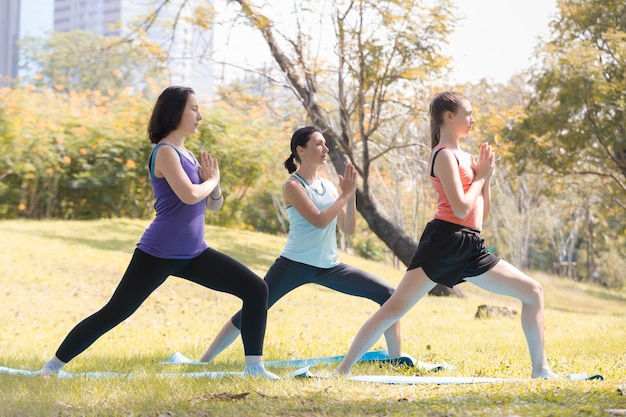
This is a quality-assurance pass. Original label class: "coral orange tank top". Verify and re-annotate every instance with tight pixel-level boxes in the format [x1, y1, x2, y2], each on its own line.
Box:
[430, 145, 484, 231]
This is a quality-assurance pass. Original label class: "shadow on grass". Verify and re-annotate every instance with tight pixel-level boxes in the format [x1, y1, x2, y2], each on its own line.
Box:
[2, 219, 144, 252]
[5, 221, 280, 268]
[583, 287, 626, 304]
[34, 232, 139, 252]
[216, 241, 279, 271]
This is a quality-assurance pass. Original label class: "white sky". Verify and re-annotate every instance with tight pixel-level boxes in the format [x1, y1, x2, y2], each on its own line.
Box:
[215, 0, 559, 85]
[17, 0, 559, 87]
[443, 0, 558, 84]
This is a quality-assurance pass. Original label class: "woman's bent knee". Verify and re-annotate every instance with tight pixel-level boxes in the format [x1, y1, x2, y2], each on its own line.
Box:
[247, 277, 269, 300]
[523, 280, 544, 306]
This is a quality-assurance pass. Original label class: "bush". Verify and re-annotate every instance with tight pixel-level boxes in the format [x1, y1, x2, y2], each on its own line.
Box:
[593, 244, 626, 289]
[353, 234, 385, 261]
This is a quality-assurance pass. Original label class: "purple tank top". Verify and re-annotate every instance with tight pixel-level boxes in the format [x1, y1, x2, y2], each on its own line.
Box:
[137, 144, 208, 259]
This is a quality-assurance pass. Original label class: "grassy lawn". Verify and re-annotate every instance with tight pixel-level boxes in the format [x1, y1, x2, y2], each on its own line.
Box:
[1, 219, 625, 416]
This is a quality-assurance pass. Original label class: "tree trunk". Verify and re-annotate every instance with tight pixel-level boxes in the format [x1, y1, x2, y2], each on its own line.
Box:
[585, 202, 598, 282]
[234, 0, 462, 297]
[355, 182, 464, 298]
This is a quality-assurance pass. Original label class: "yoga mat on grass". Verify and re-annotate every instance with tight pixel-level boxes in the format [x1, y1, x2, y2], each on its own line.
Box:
[0, 365, 604, 382]
[0, 366, 243, 379]
[290, 366, 604, 384]
[351, 375, 522, 385]
[289, 366, 522, 384]
[163, 350, 455, 371]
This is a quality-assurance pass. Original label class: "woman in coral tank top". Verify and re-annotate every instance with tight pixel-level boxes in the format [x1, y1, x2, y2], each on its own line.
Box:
[335, 92, 557, 379]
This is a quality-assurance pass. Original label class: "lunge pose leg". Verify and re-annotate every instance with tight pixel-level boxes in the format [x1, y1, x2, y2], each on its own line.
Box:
[200, 127, 402, 363]
[41, 86, 277, 379]
[334, 92, 557, 379]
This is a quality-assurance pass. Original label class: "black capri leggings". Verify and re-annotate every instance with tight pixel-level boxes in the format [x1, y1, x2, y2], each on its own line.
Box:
[55, 248, 268, 362]
[230, 256, 394, 329]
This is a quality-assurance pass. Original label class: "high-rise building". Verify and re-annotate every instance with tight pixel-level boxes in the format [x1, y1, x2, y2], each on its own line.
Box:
[54, 0, 122, 36]
[0, 0, 53, 85]
[0, 0, 20, 84]
[0, 0, 214, 95]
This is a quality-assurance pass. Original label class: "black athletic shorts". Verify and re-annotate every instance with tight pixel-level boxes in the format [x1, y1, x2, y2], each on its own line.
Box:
[407, 219, 500, 288]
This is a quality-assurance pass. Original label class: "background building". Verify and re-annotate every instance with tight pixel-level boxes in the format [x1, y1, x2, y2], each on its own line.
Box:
[0, 0, 19, 84]
[1, 0, 53, 85]
[54, 0, 122, 36]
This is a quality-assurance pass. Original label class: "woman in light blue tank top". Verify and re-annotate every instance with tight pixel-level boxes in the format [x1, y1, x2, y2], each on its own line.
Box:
[199, 127, 408, 365]
[40, 86, 278, 379]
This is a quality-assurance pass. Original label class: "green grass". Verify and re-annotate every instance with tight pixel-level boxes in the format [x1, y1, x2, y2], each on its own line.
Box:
[1, 219, 625, 416]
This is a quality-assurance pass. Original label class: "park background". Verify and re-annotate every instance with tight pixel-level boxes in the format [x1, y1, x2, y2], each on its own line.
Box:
[0, 0, 625, 415]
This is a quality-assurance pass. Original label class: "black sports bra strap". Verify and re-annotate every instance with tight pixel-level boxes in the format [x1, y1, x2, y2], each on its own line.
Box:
[430, 147, 459, 177]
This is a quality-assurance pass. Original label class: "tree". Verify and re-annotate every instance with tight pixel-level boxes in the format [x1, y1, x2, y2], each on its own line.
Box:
[503, 0, 626, 283]
[226, 0, 460, 294]
[193, 81, 297, 232]
[507, 0, 626, 209]
[19, 31, 168, 94]
[0, 82, 291, 221]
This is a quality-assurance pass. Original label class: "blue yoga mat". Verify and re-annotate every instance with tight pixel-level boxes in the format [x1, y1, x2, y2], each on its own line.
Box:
[163, 350, 455, 371]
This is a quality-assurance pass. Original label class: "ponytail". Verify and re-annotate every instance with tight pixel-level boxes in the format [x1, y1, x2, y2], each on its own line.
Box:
[430, 112, 441, 148]
[285, 126, 322, 173]
[284, 154, 297, 173]
[429, 91, 467, 149]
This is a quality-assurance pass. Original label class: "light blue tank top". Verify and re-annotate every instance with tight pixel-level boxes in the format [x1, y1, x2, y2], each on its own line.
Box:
[281, 173, 340, 268]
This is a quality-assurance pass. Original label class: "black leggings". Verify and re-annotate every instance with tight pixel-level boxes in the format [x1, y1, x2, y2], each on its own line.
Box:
[55, 248, 268, 362]
[231, 256, 394, 329]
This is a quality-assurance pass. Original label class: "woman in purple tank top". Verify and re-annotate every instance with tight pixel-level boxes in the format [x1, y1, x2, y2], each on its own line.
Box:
[40, 86, 278, 379]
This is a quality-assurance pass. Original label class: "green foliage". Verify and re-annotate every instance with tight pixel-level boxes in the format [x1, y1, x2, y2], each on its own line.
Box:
[352, 233, 385, 261]
[595, 238, 626, 288]
[239, 189, 285, 234]
[18, 31, 168, 94]
[0, 84, 295, 225]
[0, 87, 156, 219]
[60, 131, 155, 219]
[497, 1, 626, 286]
[506, 0, 626, 202]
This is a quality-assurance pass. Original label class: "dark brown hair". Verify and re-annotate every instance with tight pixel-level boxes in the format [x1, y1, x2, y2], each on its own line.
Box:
[284, 126, 322, 173]
[147, 86, 195, 144]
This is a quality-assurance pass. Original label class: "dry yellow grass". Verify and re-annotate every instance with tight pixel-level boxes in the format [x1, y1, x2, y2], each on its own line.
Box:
[1, 219, 625, 416]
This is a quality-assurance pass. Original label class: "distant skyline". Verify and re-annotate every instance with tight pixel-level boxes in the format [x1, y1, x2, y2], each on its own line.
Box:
[4, 0, 559, 88]
[2, 0, 213, 94]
